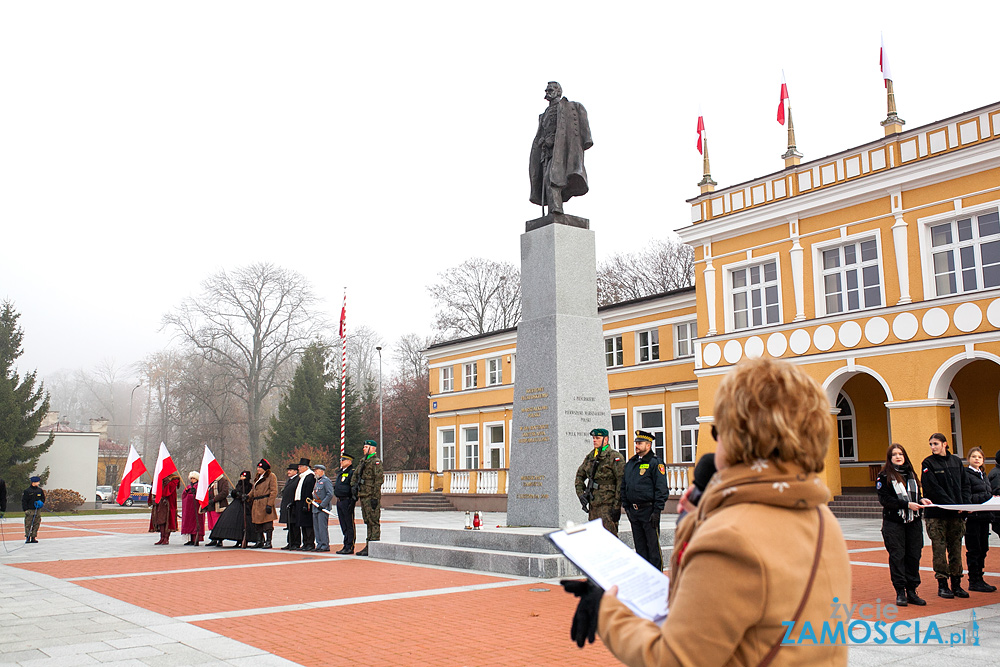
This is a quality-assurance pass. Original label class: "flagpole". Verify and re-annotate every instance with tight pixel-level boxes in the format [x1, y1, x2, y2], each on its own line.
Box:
[340, 288, 347, 457]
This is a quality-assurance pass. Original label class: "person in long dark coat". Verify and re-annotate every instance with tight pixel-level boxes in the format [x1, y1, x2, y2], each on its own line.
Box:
[209, 471, 257, 548]
[148, 473, 180, 545]
[279, 464, 299, 550]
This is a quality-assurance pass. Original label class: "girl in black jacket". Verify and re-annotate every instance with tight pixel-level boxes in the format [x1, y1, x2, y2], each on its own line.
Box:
[877, 443, 926, 606]
[964, 447, 997, 593]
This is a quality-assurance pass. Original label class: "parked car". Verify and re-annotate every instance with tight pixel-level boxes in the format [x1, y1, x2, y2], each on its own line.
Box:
[96, 485, 113, 503]
[124, 483, 152, 506]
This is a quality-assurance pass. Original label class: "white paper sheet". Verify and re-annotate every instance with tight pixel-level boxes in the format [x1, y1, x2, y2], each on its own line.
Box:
[548, 519, 670, 624]
[927, 496, 1000, 512]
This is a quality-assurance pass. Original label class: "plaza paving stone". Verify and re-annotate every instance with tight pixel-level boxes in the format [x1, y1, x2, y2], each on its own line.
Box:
[1, 511, 999, 665]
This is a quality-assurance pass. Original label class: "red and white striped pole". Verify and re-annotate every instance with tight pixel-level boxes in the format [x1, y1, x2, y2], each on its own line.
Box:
[339, 288, 347, 456]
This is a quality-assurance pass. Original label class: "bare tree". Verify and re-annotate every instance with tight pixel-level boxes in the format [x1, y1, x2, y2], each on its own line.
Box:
[346, 325, 383, 393]
[392, 332, 435, 381]
[163, 263, 323, 463]
[428, 258, 521, 338]
[596, 239, 695, 306]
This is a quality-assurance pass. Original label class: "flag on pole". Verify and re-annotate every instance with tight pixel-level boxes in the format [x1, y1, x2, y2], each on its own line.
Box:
[777, 73, 789, 125]
[339, 299, 347, 339]
[115, 445, 147, 505]
[696, 115, 705, 154]
[880, 33, 893, 87]
[195, 445, 225, 509]
[152, 442, 178, 503]
[340, 289, 348, 456]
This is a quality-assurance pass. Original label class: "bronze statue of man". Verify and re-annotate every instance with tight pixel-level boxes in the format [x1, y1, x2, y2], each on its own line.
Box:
[529, 81, 593, 215]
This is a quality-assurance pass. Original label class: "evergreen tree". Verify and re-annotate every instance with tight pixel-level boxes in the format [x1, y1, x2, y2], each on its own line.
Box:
[264, 342, 331, 463]
[315, 377, 365, 462]
[0, 302, 53, 508]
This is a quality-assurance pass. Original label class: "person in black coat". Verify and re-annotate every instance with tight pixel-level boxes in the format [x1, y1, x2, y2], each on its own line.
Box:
[876, 444, 926, 606]
[21, 477, 45, 543]
[279, 464, 300, 550]
[621, 430, 669, 571]
[292, 458, 316, 551]
[920, 432, 971, 599]
[334, 454, 356, 554]
[964, 447, 997, 593]
[989, 449, 1000, 540]
[209, 471, 257, 548]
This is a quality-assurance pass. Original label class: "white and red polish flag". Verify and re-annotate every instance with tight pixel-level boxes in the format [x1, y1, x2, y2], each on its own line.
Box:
[151, 442, 178, 503]
[116, 445, 147, 505]
[880, 33, 893, 87]
[195, 445, 225, 509]
[777, 73, 789, 125]
[696, 115, 705, 154]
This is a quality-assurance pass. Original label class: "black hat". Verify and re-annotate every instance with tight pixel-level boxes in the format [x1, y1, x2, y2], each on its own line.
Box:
[297, 458, 311, 467]
[340, 454, 354, 461]
[634, 430, 655, 443]
[30, 476, 41, 483]
[287, 464, 298, 471]
[257, 458, 271, 470]
[589, 428, 608, 438]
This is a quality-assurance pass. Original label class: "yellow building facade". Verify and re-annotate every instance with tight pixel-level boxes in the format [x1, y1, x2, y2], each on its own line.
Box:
[426, 101, 1000, 499]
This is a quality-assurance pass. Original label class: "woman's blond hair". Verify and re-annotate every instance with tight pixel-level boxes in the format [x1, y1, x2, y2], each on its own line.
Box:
[714, 358, 831, 473]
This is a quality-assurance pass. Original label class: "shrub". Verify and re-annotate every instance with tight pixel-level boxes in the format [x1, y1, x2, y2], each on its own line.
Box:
[45, 488, 86, 511]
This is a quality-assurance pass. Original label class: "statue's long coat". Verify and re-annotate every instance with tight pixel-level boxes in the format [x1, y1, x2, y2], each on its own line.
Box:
[529, 97, 593, 206]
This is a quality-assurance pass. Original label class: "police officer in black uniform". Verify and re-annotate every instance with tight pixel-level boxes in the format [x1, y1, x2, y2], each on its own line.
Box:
[622, 430, 669, 570]
[333, 454, 356, 554]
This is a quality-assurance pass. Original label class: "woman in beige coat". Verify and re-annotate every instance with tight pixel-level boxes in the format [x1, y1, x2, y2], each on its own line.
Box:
[250, 458, 278, 549]
[597, 358, 851, 666]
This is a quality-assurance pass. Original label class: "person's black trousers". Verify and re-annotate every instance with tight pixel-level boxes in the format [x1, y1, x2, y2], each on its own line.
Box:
[336, 496, 356, 549]
[286, 521, 301, 549]
[881, 518, 923, 592]
[626, 505, 662, 571]
[966, 519, 990, 583]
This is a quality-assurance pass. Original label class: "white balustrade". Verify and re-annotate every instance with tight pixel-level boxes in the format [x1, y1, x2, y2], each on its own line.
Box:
[665, 466, 690, 496]
[401, 472, 419, 494]
[381, 472, 397, 494]
[451, 471, 470, 494]
[477, 470, 499, 494]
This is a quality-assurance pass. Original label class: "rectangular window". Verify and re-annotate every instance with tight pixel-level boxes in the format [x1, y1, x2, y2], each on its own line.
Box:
[462, 426, 479, 469]
[486, 424, 505, 468]
[675, 407, 699, 464]
[637, 408, 665, 462]
[731, 260, 780, 330]
[930, 211, 1000, 296]
[441, 366, 454, 392]
[637, 329, 660, 363]
[674, 321, 697, 358]
[463, 362, 477, 389]
[439, 428, 455, 470]
[605, 335, 623, 368]
[611, 412, 628, 458]
[487, 357, 503, 385]
[821, 238, 881, 314]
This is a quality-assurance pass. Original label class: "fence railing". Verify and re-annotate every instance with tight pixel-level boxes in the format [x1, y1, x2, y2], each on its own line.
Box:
[665, 465, 692, 496]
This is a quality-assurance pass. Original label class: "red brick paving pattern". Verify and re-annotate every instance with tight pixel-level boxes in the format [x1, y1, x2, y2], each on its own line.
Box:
[15, 550, 320, 578]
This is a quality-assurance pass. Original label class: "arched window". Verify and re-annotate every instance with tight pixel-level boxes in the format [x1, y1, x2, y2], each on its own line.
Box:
[837, 393, 857, 461]
[949, 389, 963, 457]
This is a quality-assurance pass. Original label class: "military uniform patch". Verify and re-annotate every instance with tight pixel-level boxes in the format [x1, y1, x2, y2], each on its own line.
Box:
[876, 480, 881, 489]
[658, 464, 665, 475]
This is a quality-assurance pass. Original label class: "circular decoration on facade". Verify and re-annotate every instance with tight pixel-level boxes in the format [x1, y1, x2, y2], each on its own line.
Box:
[767, 332, 788, 357]
[953, 302, 983, 332]
[892, 312, 919, 340]
[864, 317, 890, 344]
[745, 336, 764, 359]
[723, 339, 743, 364]
[703, 342, 722, 367]
[814, 325, 836, 351]
[988, 299, 1000, 328]
[922, 307, 950, 337]
[789, 329, 811, 355]
[838, 321, 862, 348]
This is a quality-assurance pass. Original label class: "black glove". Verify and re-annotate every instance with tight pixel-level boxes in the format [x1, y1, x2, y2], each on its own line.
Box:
[369, 498, 378, 510]
[230, 489, 239, 500]
[560, 579, 604, 647]
[351, 492, 358, 503]
[265, 505, 273, 515]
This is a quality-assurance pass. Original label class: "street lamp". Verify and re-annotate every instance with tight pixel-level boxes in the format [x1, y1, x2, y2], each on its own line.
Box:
[127, 382, 142, 448]
[376, 346, 384, 465]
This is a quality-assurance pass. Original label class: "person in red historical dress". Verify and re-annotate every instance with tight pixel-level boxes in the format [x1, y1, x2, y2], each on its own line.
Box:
[149, 472, 180, 545]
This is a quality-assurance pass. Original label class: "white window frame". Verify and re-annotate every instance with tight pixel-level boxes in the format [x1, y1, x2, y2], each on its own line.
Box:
[462, 362, 478, 390]
[672, 402, 700, 464]
[484, 421, 505, 469]
[723, 253, 783, 333]
[633, 405, 665, 462]
[487, 357, 503, 386]
[635, 328, 660, 364]
[918, 202, 1000, 300]
[437, 426, 456, 471]
[811, 232, 886, 317]
[673, 321, 697, 359]
[949, 389, 963, 457]
[610, 410, 628, 458]
[605, 335, 624, 368]
[460, 424, 480, 470]
[440, 366, 454, 393]
[835, 393, 857, 462]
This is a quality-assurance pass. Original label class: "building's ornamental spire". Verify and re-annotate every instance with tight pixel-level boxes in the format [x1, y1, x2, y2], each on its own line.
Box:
[880, 34, 905, 135]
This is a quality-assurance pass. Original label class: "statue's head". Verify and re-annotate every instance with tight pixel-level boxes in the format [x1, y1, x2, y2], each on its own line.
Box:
[544, 81, 562, 102]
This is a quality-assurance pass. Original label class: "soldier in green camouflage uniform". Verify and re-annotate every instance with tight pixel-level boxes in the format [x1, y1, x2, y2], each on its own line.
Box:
[574, 428, 625, 536]
[352, 439, 385, 556]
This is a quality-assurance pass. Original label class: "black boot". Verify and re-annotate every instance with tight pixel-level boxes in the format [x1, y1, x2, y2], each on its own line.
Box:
[262, 531, 272, 549]
[938, 579, 955, 599]
[895, 590, 908, 606]
[357, 546, 369, 556]
[950, 577, 969, 598]
[906, 589, 926, 606]
[968, 578, 996, 593]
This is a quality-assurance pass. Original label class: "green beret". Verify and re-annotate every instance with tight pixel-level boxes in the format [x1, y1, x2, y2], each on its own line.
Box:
[364, 439, 378, 448]
[589, 428, 609, 438]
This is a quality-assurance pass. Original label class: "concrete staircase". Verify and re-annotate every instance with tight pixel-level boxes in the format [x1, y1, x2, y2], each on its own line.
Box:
[390, 493, 457, 512]
[828, 494, 881, 519]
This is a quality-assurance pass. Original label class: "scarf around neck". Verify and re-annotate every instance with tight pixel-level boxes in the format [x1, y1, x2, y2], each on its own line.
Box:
[669, 459, 830, 599]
